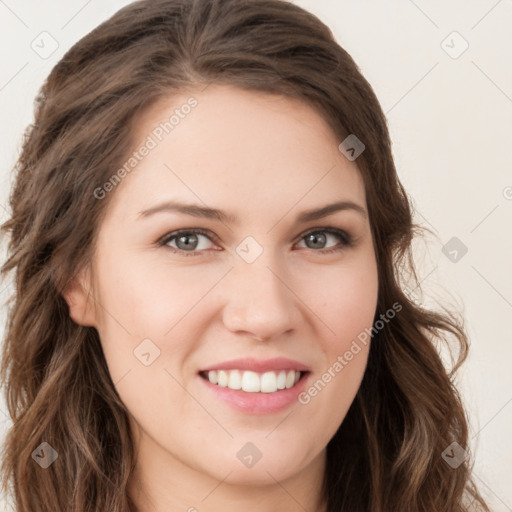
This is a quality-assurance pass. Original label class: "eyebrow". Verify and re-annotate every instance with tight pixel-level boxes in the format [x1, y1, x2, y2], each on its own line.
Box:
[137, 199, 368, 224]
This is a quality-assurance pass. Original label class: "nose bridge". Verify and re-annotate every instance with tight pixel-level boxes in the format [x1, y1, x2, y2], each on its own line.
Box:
[222, 244, 298, 338]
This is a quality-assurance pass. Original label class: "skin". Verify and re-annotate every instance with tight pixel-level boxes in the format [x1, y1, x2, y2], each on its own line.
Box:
[63, 84, 379, 512]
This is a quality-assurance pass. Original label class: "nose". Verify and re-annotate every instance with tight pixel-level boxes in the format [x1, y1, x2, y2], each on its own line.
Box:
[221, 256, 300, 341]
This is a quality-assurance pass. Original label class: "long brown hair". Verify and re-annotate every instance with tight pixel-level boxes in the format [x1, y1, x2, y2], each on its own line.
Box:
[0, 0, 490, 510]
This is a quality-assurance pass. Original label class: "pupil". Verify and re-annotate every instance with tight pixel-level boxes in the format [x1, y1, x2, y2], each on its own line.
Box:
[178, 234, 197, 250]
[308, 233, 325, 249]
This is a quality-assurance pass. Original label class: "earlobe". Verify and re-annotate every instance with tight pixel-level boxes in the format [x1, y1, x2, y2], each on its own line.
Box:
[62, 268, 97, 327]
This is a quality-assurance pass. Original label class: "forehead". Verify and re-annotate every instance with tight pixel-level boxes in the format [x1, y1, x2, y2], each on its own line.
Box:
[107, 84, 366, 222]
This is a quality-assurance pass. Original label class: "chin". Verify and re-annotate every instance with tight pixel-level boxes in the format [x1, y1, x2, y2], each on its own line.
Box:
[203, 447, 312, 487]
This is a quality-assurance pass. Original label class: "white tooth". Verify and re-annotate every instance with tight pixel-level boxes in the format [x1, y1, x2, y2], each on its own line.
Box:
[276, 370, 287, 390]
[228, 369, 242, 390]
[260, 371, 278, 393]
[285, 370, 296, 389]
[218, 370, 228, 387]
[241, 371, 260, 392]
[208, 369, 302, 392]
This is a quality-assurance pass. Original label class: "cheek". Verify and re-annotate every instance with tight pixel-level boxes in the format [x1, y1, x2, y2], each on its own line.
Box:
[91, 253, 208, 420]
[95, 250, 214, 336]
[92, 251, 226, 386]
[286, 256, 378, 456]
[301, 252, 379, 349]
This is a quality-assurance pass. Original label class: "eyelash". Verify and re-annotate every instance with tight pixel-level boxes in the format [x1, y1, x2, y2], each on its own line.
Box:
[157, 227, 354, 257]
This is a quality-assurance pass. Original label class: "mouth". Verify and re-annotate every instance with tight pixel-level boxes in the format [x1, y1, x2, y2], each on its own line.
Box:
[199, 369, 310, 393]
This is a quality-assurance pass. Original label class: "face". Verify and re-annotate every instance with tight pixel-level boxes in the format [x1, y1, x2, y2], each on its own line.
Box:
[65, 85, 378, 495]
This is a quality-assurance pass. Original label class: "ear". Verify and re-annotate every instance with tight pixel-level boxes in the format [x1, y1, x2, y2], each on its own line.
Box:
[62, 267, 97, 327]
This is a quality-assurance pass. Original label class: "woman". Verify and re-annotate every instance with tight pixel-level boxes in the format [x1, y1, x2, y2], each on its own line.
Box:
[0, 0, 491, 510]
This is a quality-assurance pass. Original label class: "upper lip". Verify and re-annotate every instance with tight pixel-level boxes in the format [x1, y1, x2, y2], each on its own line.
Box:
[199, 357, 311, 373]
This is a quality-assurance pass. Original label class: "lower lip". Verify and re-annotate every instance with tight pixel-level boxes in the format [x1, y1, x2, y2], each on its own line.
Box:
[198, 372, 311, 414]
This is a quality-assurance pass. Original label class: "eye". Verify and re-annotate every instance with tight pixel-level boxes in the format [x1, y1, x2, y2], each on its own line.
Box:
[295, 228, 354, 254]
[158, 227, 354, 257]
[159, 229, 219, 256]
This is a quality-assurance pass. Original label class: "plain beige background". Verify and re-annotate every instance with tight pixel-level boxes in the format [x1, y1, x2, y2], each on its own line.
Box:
[1, 1, 511, 510]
